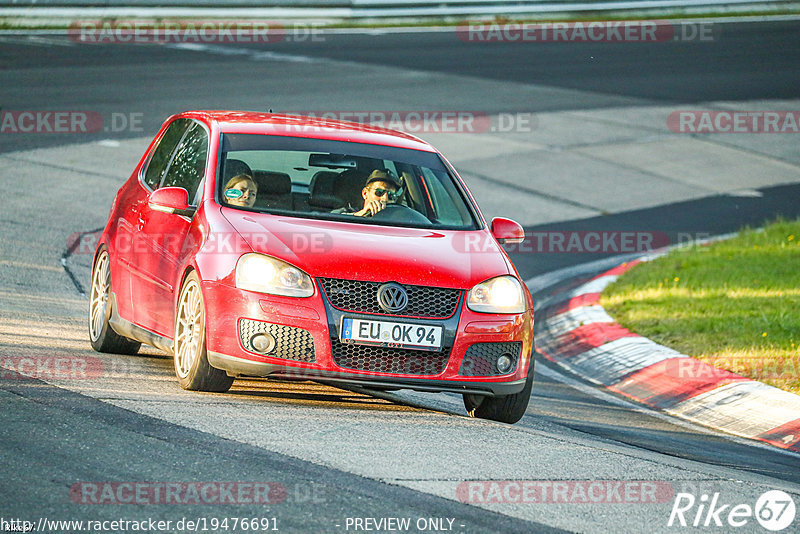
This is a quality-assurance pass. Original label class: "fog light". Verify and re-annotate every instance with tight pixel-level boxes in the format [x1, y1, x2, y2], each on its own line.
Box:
[496, 354, 514, 374]
[250, 333, 276, 354]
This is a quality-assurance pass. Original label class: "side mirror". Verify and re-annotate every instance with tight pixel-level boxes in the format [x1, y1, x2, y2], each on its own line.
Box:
[148, 187, 195, 217]
[491, 217, 525, 245]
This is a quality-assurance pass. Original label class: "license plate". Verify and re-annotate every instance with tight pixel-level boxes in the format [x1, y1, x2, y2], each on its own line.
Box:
[340, 317, 443, 351]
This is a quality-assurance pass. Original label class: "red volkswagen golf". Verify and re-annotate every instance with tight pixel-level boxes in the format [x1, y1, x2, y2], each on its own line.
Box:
[88, 111, 535, 423]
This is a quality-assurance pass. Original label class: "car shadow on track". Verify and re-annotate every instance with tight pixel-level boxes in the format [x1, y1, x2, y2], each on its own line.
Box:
[225, 379, 430, 413]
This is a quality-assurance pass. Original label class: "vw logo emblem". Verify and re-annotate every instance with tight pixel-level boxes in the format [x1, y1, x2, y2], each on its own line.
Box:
[377, 283, 409, 313]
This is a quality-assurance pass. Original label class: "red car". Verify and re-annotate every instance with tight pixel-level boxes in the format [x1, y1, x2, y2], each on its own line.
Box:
[88, 111, 535, 423]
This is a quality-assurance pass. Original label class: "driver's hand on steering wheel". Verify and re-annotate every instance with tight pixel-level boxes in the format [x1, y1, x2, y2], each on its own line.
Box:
[354, 199, 387, 217]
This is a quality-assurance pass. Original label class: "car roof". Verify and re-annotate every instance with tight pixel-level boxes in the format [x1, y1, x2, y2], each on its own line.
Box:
[179, 111, 439, 153]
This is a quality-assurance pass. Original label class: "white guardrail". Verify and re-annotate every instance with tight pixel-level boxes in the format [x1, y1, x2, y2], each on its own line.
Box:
[0, 0, 795, 18]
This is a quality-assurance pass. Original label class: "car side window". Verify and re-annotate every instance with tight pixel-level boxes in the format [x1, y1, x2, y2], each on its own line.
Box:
[143, 118, 190, 190]
[160, 122, 209, 205]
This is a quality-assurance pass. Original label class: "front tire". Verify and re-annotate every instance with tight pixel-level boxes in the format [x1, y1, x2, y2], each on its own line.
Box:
[88, 249, 141, 354]
[173, 271, 233, 392]
[464, 357, 535, 424]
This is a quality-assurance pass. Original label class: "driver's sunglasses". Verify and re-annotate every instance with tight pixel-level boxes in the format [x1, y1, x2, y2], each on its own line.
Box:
[370, 187, 397, 199]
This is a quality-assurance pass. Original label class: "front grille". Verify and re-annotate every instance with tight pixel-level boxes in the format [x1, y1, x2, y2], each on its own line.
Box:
[331, 339, 449, 375]
[319, 278, 461, 318]
[238, 319, 316, 363]
[459, 342, 521, 376]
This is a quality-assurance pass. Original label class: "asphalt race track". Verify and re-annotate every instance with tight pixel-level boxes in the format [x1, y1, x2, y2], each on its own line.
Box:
[1, 20, 800, 533]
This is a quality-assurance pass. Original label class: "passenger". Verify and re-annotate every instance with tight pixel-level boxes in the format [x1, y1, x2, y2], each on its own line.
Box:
[224, 174, 257, 208]
[335, 169, 401, 217]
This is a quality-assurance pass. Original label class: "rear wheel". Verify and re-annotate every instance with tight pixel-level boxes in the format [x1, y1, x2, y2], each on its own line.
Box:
[464, 357, 535, 424]
[174, 271, 233, 392]
[88, 249, 141, 354]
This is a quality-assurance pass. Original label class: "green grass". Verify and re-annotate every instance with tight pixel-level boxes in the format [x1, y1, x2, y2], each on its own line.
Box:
[601, 219, 800, 393]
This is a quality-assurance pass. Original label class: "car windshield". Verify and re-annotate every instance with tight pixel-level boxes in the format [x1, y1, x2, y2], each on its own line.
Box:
[217, 134, 480, 230]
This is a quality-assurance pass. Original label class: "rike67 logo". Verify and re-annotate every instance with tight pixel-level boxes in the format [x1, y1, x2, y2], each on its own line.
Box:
[668, 490, 796, 531]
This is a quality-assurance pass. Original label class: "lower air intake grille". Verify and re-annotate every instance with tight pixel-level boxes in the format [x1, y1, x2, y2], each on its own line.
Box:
[331, 339, 449, 375]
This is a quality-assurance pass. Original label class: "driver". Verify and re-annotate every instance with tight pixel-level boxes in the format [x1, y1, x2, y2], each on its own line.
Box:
[335, 169, 401, 217]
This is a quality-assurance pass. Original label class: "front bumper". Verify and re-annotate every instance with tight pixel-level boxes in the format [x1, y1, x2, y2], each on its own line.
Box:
[207, 350, 528, 396]
[202, 279, 534, 397]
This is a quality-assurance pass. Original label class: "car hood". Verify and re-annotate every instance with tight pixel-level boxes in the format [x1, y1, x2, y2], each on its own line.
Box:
[220, 209, 511, 289]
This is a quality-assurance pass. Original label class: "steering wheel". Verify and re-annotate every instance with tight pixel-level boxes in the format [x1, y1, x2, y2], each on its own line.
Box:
[369, 203, 430, 224]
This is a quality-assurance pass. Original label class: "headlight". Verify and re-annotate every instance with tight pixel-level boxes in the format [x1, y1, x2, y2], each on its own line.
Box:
[467, 275, 525, 314]
[235, 254, 314, 297]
